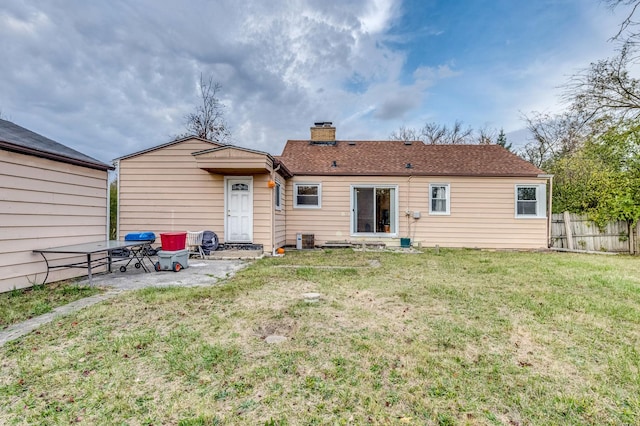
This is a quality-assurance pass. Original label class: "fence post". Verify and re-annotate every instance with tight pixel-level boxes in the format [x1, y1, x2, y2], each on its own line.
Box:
[563, 211, 574, 250]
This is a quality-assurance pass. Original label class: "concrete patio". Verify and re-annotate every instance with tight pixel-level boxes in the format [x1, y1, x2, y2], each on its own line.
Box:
[0, 258, 251, 346]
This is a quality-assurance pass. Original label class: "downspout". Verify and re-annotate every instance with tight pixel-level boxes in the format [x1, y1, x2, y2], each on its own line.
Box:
[406, 175, 413, 241]
[539, 174, 554, 248]
[106, 169, 111, 240]
[272, 163, 282, 256]
[116, 160, 121, 241]
[548, 175, 553, 248]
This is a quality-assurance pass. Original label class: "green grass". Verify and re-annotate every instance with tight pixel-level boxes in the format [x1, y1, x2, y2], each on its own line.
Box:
[0, 281, 101, 329]
[1, 249, 639, 425]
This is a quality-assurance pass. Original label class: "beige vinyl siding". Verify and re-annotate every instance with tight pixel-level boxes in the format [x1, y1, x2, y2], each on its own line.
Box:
[118, 140, 225, 242]
[252, 174, 273, 250]
[195, 149, 272, 172]
[0, 150, 108, 292]
[418, 177, 547, 248]
[286, 176, 371, 245]
[285, 175, 548, 249]
[119, 139, 280, 253]
[274, 175, 286, 249]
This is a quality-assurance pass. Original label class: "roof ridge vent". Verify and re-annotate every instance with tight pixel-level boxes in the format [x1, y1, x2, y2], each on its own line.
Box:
[348, 141, 356, 145]
[404, 141, 412, 145]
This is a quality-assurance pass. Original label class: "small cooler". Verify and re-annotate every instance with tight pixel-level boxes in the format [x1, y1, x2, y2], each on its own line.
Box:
[154, 249, 189, 272]
[125, 232, 156, 243]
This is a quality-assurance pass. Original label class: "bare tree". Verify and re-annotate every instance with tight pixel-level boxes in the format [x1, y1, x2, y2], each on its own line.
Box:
[475, 126, 497, 145]
[557, 2, 640, 124]
[184, 74, 231, 143]
[422, 120, 473, 144]
[519, 111, 590, 168]
[605, 0, 640, 43]
[388, 125, 421, 142]
[565, 43, 640, 121]
[389, 120, 478, 144]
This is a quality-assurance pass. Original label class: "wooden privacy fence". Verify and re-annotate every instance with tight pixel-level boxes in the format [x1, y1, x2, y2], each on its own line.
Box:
[551, 212, 640, 254]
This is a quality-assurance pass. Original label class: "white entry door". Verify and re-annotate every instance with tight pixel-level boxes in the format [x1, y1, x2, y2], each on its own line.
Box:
[226, 178, 253, 242]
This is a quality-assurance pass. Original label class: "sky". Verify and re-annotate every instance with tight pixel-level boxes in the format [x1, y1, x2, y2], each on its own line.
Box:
[0, 0, 631, 165]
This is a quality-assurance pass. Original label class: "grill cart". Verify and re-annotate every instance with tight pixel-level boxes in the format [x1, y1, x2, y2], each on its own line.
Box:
[119, 232, 157, 272]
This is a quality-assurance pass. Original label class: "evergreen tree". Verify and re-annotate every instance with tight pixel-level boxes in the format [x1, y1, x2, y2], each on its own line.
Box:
[496, 128, 512, 151]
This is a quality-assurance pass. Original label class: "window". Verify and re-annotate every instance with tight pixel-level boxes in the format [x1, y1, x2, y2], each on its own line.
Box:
[352, 185, 397, 235]
[429, 183, 450, 215]
[231, 183, 249, 191]
[275, 182, 282, 210]
[294, 183, 321, 208]
[515, 184, 546, 218]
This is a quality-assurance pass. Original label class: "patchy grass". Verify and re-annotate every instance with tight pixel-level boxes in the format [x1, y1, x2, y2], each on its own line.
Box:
[1, 249, 639, 424]
[0, 281, 101, 329]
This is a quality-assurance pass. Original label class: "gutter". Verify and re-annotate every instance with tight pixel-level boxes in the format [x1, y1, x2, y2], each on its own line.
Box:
[0, 141, 113, 171]
[279, 171, 544, 177]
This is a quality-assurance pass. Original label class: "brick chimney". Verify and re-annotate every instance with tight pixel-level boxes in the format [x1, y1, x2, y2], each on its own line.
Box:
[310, 121, 336, 141]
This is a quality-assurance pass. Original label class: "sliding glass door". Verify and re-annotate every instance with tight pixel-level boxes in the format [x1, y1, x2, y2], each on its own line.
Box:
[352, 186, 396, 235]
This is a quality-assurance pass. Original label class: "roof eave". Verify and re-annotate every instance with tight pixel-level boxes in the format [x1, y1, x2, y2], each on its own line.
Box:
[273, 159, 293, 178]
[113, 135, 220, 162]
[0, 141, 113, 171]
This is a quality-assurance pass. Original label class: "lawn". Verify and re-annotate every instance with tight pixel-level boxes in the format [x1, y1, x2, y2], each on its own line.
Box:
[1, 249, 639, 425]
[0, 281, 101, 330]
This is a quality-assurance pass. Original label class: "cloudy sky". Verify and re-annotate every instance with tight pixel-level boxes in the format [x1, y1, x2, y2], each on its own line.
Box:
[0, 0, 630, 164]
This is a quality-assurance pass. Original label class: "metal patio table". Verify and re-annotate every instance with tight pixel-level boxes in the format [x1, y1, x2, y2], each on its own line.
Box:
[33, 240, 154, 285]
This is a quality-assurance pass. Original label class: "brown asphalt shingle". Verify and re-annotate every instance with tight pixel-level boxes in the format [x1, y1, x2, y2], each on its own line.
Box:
[277, 140, 544, 177]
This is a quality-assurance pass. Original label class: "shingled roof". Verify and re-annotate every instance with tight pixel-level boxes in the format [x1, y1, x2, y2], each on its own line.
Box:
[277, 140, 544, 177]
[0, 119, 112, 171]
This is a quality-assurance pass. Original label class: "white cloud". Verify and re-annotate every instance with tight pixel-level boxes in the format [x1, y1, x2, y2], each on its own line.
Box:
[359, 0, 399, 34]
[0, 0, 632, 162]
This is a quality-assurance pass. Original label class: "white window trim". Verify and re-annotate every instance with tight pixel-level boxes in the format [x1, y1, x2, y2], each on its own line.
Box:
[429, 183, 450, 215]
[275, 184, 282, 210]
[294, 183, 322, 209]
[350, 184, 399, 237]
[515, 184, 547, 219]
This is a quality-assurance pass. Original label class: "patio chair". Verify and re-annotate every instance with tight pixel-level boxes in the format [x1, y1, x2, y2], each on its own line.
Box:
[187, 231, 205, 259]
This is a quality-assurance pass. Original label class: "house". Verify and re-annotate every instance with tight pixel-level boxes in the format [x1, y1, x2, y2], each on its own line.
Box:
[115, 122, 551, 253]
[0, 119, 113, 292]
[279, 123, 551, 250]
[114, 137, 291, 253]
